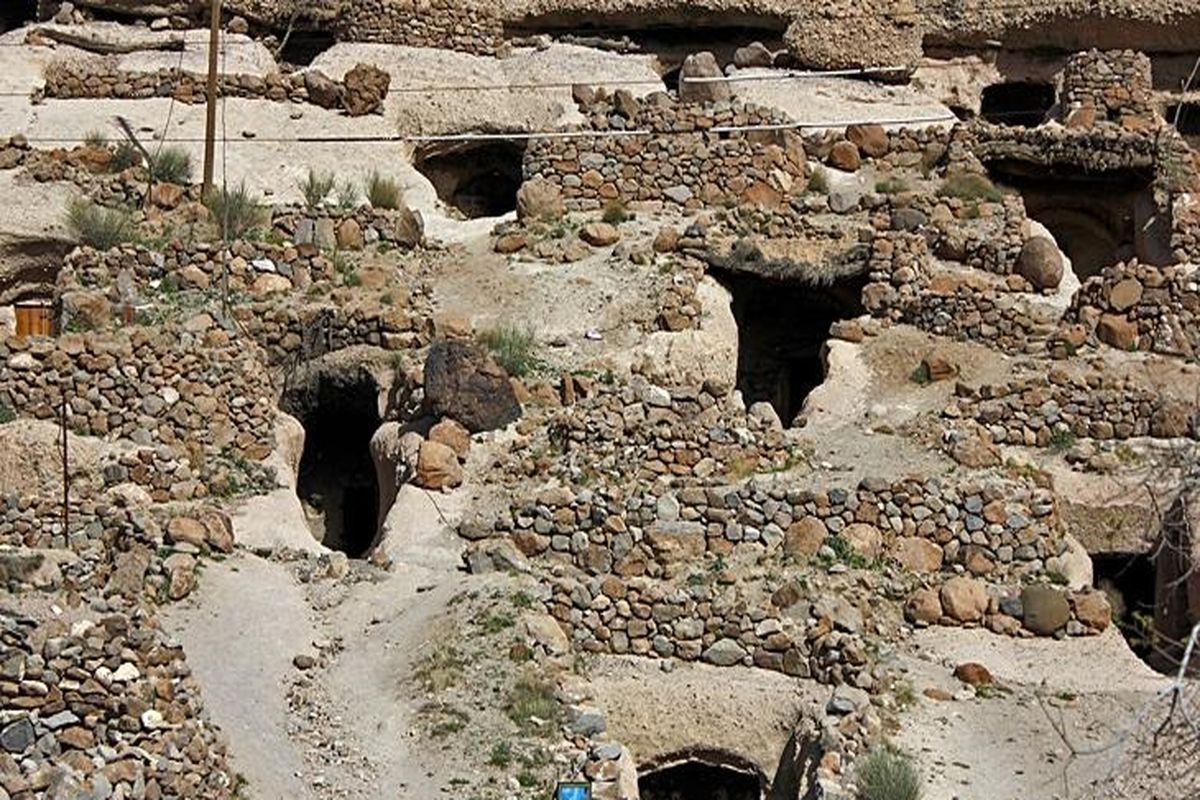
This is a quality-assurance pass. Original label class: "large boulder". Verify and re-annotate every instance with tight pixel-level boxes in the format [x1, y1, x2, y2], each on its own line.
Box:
[342, 63, 390, 116]
[393, 205, 425, 249]
[845, 124, 889, 158]
[516, 179, 565, 221]
[423, 339, 521, 433]
[1017, 237, 1064, 290]
[678, 52, 732, 104]
[940, 576, 988, 623]
[414, 439, 463, 490]
[304, 70, 341, 109]
[1021, 585, 1071, 635]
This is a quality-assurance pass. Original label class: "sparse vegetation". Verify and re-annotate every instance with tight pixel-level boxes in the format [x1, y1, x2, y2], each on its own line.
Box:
[477, 325, 541, 377]
[601, 199, 631, 224]
[204, 183, 267, 240]
[335, 179, 360, 213]
[83, 130, 107, 147]
[111, 141, 142, 172]
[365, 170, 403, 210]
[505, 676, 559, 733]
[1048, 428, 1078, 452]
[150, 147, 193, 185]
[414, 645, 465, 693]
[937, 172, 1003, 203]
[910, 362, 932, 386]
[299, 168, 336, 210]
[65, 198, 135, 249]
[488, 741, 513, 768]
[875, 176, 910, 195]
[808, 166, 830, 194]
[0, 403, 14, 424]
[856, 746, 923, 800]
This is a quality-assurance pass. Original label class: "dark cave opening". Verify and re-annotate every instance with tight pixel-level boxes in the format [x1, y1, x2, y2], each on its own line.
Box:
[718, 270, 866, 427]
[0, 0, 38, 31]
[980, 82, 1057, 127]
[281, 370, 382, 558]
[414, 141, 525, 219]
[1166, 102, 1200, 149]
[985, 160, 1168, 279]
[639, 760, 764, 800]
[279, 30, 338, 67]
[1094, 551, 1159, 667]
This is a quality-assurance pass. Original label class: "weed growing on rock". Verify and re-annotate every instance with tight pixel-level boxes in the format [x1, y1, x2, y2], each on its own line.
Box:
[335, 179, 360, 213]
[601, 199, 631, 224]
[856, 745, 923, 800]
[66, 199, 135, 249]
[204, 183, 267, 241]
[488, 741, 512, 768]
[83, 130, 107, 147]
[365, 170, 402, 210]
[910, 362, 932, 386]
[1048, 428, 1078, 452]
[299, 168, 335, 210]
[876, 176, 910, 195]
[415, 645, 465, 693]
[937, 172, 1003, 203]
[505, 676, 559, 734]
[478, 325, 541, 377]
[0, 402, 14, 424]
[150, 147, 193, 185]
[808, 166, 830, 194]
[111, 141, 142, 172]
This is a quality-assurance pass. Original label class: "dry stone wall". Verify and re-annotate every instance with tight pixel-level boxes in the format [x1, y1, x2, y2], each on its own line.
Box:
[523, 97, 805, 210]
[1064, 260, 1200, 357]
[1060, 49, 1155, 125]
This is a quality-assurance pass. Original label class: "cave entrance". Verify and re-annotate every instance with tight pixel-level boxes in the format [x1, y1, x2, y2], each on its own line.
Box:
[279, 30, 338, 67]
[0, 0, 37, 31]
[1166, 103, 1200, 147]
[717, 269, 866, 426]
[414, 141, 525, 219]
[984, 160, 1168, 279]
[1094, 551, 1159, 668]
[281, 368, 382, 558]
[639, 758, 764, 800]
[980, 82, 1056, 127]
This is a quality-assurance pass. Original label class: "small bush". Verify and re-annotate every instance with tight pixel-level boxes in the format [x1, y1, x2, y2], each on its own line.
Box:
[856, 746, 923, 800]
[0, 403, 15, 424]
[150, 147, 193, 185]
[875, 176, 909, 195]
[937, 172, 1003, 203]
[1048, 427, 1078, 452]
[478, 325, 540, 377]
[808, 166, 830, 194]
[488, 741, 512, 768]
[299, 168, 335, 210]
[505, 677, 559, 733]
[335, 179, 360, 213]
[204, 183, 267, 241]
[601, 199, 631, 225]
[83, 130, 107, 147]
[65, 199, 135, 249]
[111, 141, 142, 172]
[365, 170, 402, 210]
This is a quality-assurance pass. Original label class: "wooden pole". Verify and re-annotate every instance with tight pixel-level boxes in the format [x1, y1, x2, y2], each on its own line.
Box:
[202, 0, 221, 197]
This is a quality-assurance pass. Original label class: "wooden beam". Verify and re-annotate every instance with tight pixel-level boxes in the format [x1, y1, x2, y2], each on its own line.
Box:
[202, 0, 221, 197]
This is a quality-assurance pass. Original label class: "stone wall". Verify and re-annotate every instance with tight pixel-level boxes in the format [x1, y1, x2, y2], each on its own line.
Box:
[1064, 260, 1200, 357]
[522, 97, 805, 210]
[0, 327, 276, 466]
[498, 473, 1063, 582]
[1060, 49, 1155, 125]
[338, 0, 502, 54]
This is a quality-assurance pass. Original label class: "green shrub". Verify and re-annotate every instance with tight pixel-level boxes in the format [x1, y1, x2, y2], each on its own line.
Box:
[299, 168, 336, 210]
[65, 199, 135, 249]
[335, 179, 360, 213]
[0, 402, 15, 424]
[937, 172, 1003, 203]
[150, 146, 193, 185]
[875, 176, 909, 195]
[505, 677, 559, 733]
[856, 746, 923, 800]
[488, 741, 513, 768]
[204, 183, 267, 241]
[111, 141, 142, 172]
[478, 325, 540, 377]
[365, 170, 402, 210]
[601, 199, 631, 225]
[808, 166, 830, 194]
[83, 130, 107, 147]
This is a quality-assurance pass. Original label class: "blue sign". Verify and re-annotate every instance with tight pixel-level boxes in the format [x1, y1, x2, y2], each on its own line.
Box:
[555, 782, 591, 800]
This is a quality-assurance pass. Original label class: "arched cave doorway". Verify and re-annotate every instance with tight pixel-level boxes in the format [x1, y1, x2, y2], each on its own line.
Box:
[716, 267, 866, 426]
[984, 160, 1168, 279]
[639, 752, 765, 800]
[413, 141, 525, 219]
[980, 82, 1056, 127]
[0, 0, 37, 32]
[279, 30, 338, 67]
[280, 367, 382, 558]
